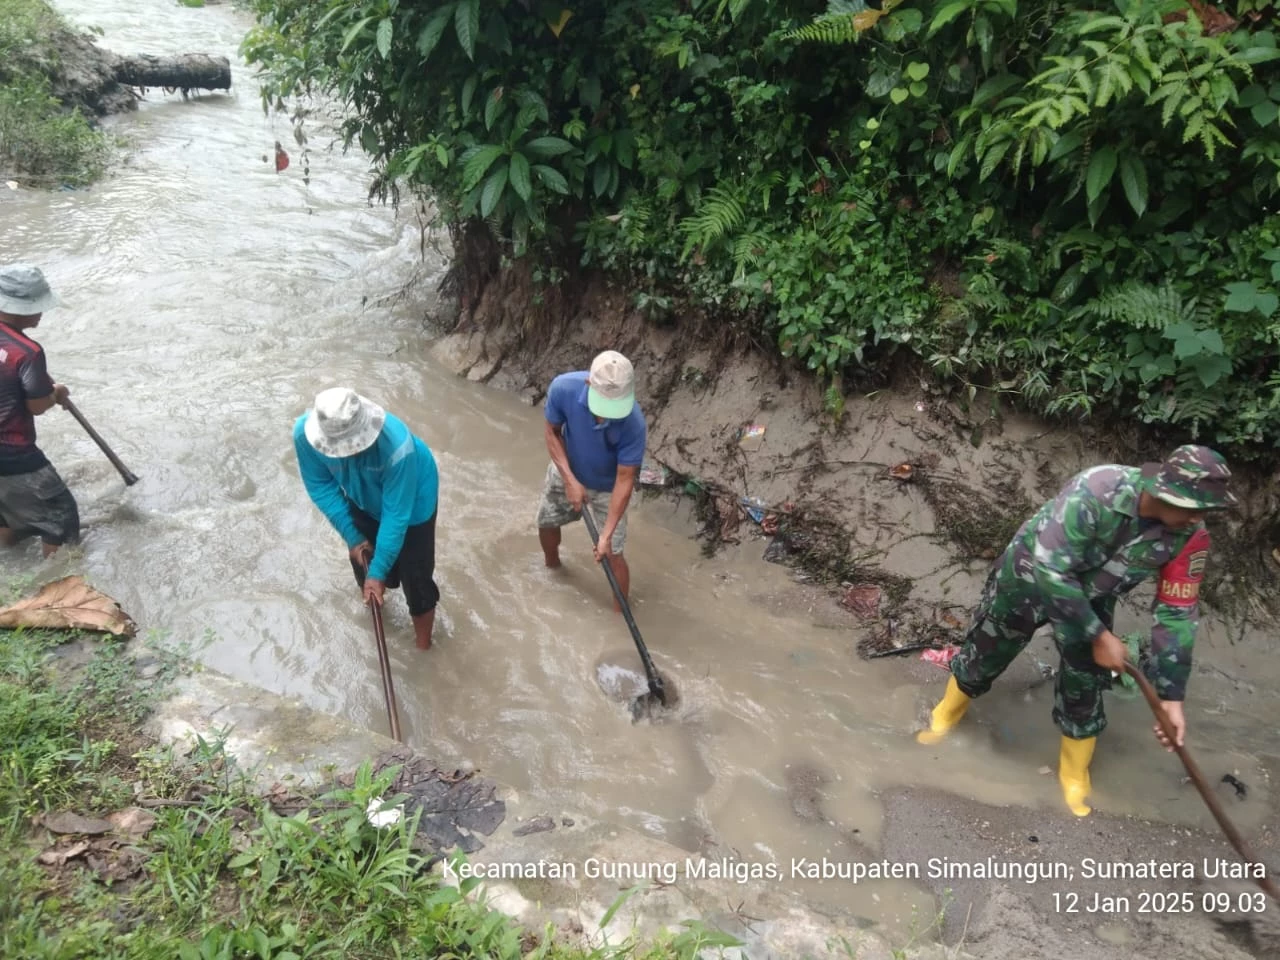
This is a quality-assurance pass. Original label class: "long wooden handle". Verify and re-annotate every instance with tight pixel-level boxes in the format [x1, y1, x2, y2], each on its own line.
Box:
[62, 398, 138, 486]
[1123, 662, 1279, 902]
[369, 599, 402, 742]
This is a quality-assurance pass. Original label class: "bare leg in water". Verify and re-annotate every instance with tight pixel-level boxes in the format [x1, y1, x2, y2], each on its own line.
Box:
[412, 609, 435, 651]
[539, 526, 562, 567]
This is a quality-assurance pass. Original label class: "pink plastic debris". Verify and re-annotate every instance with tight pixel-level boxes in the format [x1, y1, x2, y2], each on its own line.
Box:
[920, 645, 960, 669]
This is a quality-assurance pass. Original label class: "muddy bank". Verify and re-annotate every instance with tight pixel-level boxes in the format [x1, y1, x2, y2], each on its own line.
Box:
[427, 253, 1280, 958]
[6, 16, 137, 117]
[428, 254, 1280, 638]
[4, 6, 233, 120]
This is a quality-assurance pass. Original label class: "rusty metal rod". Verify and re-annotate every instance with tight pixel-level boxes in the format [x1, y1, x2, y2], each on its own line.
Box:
[1123, 661, 1278, 902]
[368, 596, 402, 742]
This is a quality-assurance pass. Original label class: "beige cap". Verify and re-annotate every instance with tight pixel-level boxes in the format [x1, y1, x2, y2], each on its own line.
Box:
[587, 350, 636, 419]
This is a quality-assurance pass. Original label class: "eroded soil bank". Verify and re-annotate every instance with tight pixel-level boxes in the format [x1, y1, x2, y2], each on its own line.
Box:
[428, 252, 1280, 959]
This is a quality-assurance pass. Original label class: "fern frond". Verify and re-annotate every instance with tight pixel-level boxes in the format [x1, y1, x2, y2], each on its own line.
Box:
[677, 184, 748, 256]
[1074, 280, 1196, 331]
[783, 0, 881, 44]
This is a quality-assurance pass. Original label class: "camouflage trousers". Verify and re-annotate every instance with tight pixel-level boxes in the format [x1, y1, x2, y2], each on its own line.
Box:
[949, 561, 1115, 739]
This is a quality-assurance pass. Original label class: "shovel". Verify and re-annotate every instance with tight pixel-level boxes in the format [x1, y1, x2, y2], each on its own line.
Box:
[1122, 661, 1278, 903]
[580, 504, 668, 716]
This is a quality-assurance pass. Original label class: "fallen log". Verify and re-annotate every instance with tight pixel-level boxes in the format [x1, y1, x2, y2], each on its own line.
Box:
[112, 53, 231, 95]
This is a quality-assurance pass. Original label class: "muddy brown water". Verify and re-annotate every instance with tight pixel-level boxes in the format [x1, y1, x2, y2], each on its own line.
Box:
[5, 0, 1280, 947]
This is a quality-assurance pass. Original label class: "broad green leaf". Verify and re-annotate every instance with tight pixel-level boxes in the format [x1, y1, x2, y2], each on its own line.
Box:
[509, 151, 532, 202]
[1252, 101, 1279, 127]
[909, 81, 927, 98]
[1239, 84, 1268, 108]
[376, 18, 392, 59]
[866, 70, 900, 98]
[1048, 129, 1084, 162]
[435, 144, 449, 168]
[484, 89, 503, 131]
[1258, 293, 1279, 317]
[417, 5, 454, 59]
[615, 130, 635, 169]
[890, 87, 909, 104]
[1172, 335, 1203, 359]
[532, 164, 570, 194]
[971, 73, 1022, 107]
[481, 164, 509, 217]
[1272, 262, 1280, 284]
[906, 62, 930, 82]
[1189, 354, 1232, 389]
[455, 0, 480, 60]
[524, 136, 574, 158]
[1117, 153, 1148, 217]
[592, 161, 610, 198]
[1223, 281, 1258, 312]
[1197, 329, 1224, 355]
[461, 145, 504, 192]
[928, 1, 968, 38]
[1262, 248, 1280, 261]
[1085, 146, 1118, 203]
[461, 75, 478, 116]
[340, 16, 374, 55]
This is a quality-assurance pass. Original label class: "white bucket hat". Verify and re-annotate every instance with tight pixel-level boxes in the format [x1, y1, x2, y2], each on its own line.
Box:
[304, 388, 386, 458]
[0, 263, 59, 316]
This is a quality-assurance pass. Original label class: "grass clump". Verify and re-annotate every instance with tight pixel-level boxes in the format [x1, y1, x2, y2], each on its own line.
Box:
[0, 615, 745, 959]
[0, 0, 110, 186]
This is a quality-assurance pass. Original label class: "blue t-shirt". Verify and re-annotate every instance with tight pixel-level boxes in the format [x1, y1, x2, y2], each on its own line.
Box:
[292, 411, 439, 582]
[544, 371, 646, 492]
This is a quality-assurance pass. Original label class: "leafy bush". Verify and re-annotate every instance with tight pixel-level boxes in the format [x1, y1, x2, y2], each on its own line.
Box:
[0, 0, 109, 186]
[242, 0, 1280, 455]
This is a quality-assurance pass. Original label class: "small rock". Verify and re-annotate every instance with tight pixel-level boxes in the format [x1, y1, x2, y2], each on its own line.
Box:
[513, 816, 556, 837]
[1028, 835, 1039, 843]
[139, 663, 162, 680]
[561, 818, 575, 828]
[1038, 765, 1052, 776]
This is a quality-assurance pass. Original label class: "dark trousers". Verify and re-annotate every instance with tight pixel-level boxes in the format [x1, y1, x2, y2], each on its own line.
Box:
[347, 503, 439, 616]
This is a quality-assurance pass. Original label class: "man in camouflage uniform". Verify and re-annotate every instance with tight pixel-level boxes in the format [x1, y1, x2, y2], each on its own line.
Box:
[916, 444, 1236, 817]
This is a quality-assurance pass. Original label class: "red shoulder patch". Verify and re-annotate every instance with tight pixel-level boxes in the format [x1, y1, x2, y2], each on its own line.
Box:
[1158, 527, 1210, 608]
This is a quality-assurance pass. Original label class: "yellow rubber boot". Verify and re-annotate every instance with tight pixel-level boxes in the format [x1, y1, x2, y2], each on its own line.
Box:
[916, 676, 971, 744]
[1058, 735, 1097, 817]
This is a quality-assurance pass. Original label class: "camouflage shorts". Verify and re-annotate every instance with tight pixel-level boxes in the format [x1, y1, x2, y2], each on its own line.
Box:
[535, 463, 627, 554]
[949, 564, 1115, 739]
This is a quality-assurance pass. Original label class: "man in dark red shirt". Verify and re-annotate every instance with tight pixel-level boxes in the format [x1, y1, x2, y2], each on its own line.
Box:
[0, 264, 78, 557]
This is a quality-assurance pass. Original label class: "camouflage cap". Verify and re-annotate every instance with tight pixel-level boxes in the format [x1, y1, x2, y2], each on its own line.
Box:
[1140, 444, 1237, 511]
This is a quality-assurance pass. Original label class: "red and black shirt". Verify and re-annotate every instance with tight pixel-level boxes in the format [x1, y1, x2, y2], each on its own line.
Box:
[0, 323, 54, 475]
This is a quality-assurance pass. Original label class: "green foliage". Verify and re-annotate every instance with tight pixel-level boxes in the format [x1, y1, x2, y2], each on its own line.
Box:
[0, 0, 110, 186]
[242, 0, 1280, 455]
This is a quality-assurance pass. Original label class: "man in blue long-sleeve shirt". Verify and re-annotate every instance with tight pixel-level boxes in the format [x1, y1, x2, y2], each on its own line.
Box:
[293, 387, 441, 650]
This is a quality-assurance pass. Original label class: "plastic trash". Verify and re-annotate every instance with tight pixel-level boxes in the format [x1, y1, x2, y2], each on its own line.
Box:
[364, 795, 403, 828]
[920, 645, 959, 668]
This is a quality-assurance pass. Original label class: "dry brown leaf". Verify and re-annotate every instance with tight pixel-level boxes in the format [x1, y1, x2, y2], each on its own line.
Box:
[107, 807, 157, 838]
[37, 840, 90, 866]
[0, 576, 137, 636]
[42, 811, 113, 835]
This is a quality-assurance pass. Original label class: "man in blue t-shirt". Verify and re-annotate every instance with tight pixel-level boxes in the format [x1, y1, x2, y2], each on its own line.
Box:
[536, 350, 647, 607]
[293, 387, 442, 651]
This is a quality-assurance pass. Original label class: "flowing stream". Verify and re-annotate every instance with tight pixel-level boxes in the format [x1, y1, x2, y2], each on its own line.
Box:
[4, 0, 1277, 942]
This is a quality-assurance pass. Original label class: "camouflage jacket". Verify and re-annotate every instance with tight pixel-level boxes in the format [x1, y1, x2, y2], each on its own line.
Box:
[1010, 465, 1210, 700]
